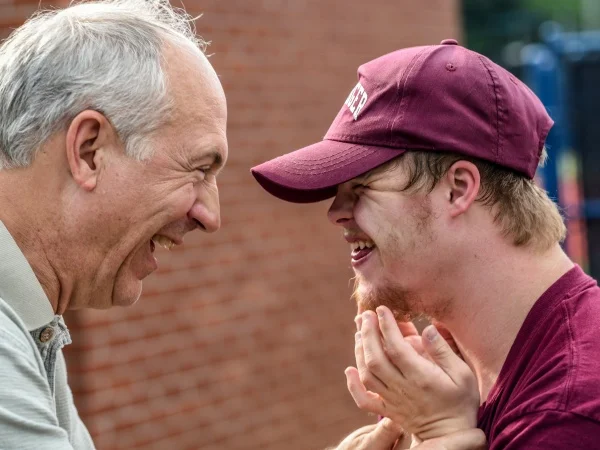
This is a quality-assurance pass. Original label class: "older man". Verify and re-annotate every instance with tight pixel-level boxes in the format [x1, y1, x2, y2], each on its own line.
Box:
[252, 40, 600, 448]
[0, 0, 226, 447]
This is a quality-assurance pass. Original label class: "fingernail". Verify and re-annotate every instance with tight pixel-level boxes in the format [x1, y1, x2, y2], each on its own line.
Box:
[355, 331, 361, 342]
[424, 325, 439, 342]
[354, 315, 362, 330]
[376, 307, 384, 318]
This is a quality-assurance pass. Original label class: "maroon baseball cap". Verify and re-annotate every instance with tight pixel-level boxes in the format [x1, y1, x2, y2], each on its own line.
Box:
[251, 39, 554, 203]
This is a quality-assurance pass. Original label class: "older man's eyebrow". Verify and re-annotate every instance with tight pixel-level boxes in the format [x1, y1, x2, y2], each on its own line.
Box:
[192, 150, 224, 168]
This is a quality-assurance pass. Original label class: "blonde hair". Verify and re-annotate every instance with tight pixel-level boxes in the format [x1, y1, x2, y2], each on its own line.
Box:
[398, 149, 566, 250]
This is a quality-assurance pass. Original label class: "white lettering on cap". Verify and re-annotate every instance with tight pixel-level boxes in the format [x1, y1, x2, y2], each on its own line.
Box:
[344, 81, 368, 120]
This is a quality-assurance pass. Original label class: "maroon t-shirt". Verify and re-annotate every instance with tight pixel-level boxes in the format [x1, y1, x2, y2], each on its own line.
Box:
[477, 265, 600, 448]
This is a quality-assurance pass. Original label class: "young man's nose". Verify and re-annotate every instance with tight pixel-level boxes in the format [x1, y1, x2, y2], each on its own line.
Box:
[327, 185, 356, 226]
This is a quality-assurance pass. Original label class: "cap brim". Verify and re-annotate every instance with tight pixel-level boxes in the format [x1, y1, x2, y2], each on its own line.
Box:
[251, 139, 406, 203]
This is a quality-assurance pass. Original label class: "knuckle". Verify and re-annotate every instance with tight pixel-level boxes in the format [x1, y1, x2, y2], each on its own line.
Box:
[386, 341, 411, 362]
[384, 344, 400, 359]
[360, 372, 377, 391]
[364, 355, 382, 372]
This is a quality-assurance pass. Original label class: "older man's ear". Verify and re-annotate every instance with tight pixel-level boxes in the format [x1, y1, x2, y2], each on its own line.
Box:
[65, 110, 115, 192]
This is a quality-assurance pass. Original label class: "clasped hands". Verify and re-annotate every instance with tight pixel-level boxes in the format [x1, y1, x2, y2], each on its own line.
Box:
[343, 306, 484, 449]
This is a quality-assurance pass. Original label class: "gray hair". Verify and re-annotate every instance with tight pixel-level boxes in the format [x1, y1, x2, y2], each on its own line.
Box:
[0, 0, 207, 169]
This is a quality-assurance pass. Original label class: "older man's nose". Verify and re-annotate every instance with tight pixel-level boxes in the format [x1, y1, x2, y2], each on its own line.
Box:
[188, 197, 221, 233]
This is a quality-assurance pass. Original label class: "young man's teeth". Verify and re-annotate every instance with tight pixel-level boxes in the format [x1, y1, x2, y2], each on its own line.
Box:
[152, 235, 175, 250]
[350, 240, 375, 252]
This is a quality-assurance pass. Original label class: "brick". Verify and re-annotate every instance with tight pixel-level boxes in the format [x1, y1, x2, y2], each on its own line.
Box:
[2, 0, 460, 448]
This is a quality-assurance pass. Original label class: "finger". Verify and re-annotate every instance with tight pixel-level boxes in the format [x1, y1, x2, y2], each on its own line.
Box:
[368, 417, 405, 450]
[431, 320, 461, 356]
[361, 311, 401, 385]
[404, 335, 425, 356]
[397, 320, 419, 337]
[397, 320, 429, 357]
[345, 367, 386, 415]
[422, 325, 467, 382]
[414, 428, 487, 450]
[375, 306, 424, 378]
[355, 314, 363, 331]
[335, 423, 378, 448]
[392, 432, 413, 450]
[355, 330, 388, 392]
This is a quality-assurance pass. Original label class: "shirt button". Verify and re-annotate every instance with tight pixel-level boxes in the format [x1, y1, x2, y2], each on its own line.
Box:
[440, 39, 459, 45]
[40, 327, 54, 343]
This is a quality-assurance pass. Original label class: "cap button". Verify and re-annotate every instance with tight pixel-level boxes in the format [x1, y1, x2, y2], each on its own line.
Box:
[440, 39, 458, 45]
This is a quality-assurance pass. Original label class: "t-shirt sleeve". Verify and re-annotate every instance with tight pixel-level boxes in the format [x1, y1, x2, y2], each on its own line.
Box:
[490, 410, 600, 449]
[0, 318, 75, 449]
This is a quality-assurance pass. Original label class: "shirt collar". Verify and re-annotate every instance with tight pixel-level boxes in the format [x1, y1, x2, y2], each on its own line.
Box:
[0, 220, 54, 330]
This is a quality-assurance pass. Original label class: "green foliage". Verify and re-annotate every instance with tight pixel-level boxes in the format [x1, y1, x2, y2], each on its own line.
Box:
[522, 0, 580, 20]
[462, 0, 582, 64]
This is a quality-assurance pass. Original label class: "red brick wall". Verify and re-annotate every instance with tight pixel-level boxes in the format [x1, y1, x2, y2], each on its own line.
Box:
[1, 1, 460, 448]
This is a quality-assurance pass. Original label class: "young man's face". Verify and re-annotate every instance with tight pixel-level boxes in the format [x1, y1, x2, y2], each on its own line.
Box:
[327, 157, 450, 320]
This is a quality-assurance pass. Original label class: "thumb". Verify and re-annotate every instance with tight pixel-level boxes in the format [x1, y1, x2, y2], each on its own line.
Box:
[422, 325, 464, 378]
[367, 418, 405, 450]
[431, 320, 461, 356]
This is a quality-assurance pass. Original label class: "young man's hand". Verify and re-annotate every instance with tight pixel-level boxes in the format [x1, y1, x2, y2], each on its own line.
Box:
[330, 418, 409, 450]
[346, 306, 480, 441]
[330, 420, 486, 450]
[412, 428, 487, 450]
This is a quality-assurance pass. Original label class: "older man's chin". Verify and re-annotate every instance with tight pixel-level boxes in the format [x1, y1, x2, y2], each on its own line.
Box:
[104, 242, 159, 307]
[109, 260, 148, 308]
[110, 277, 144, 308]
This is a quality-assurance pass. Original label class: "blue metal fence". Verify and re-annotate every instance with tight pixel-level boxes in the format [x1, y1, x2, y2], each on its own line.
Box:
[521, 23, 600, 277]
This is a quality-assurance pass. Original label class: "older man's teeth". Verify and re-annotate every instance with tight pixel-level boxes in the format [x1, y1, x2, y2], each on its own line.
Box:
[350, 241, 375, 252]
[152, 235, 175, 250]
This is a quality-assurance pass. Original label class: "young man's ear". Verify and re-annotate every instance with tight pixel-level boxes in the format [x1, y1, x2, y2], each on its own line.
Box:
[445, 160, 481, 217]
[65, 110, 115, 191]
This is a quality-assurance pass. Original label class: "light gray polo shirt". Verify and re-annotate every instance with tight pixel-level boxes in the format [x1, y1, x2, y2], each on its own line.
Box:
[0, 221, 95, 449]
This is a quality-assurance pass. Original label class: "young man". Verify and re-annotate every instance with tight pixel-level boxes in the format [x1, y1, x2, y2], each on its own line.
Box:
[252, 39, 600, 448]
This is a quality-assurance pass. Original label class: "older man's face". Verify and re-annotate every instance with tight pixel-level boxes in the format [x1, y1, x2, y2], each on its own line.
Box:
[85, 45, 228, 308]
[327, 158, 449, 321]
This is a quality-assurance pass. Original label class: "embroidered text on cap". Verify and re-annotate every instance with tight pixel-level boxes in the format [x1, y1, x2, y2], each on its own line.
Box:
[344, 82, 368, 120]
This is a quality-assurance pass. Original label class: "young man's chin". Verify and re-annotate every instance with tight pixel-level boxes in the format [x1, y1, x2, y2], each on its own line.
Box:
[353, 279, 423, 321]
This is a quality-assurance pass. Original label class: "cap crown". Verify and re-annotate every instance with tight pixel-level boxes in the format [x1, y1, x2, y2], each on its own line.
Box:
[325, 41, 554, 178]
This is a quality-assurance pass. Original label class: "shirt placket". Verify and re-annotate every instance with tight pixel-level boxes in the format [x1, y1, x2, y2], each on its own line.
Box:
[29, 315, 72, 395]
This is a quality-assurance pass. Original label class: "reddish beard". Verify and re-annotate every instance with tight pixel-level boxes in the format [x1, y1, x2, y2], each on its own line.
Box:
[351, 275, 427, 322]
